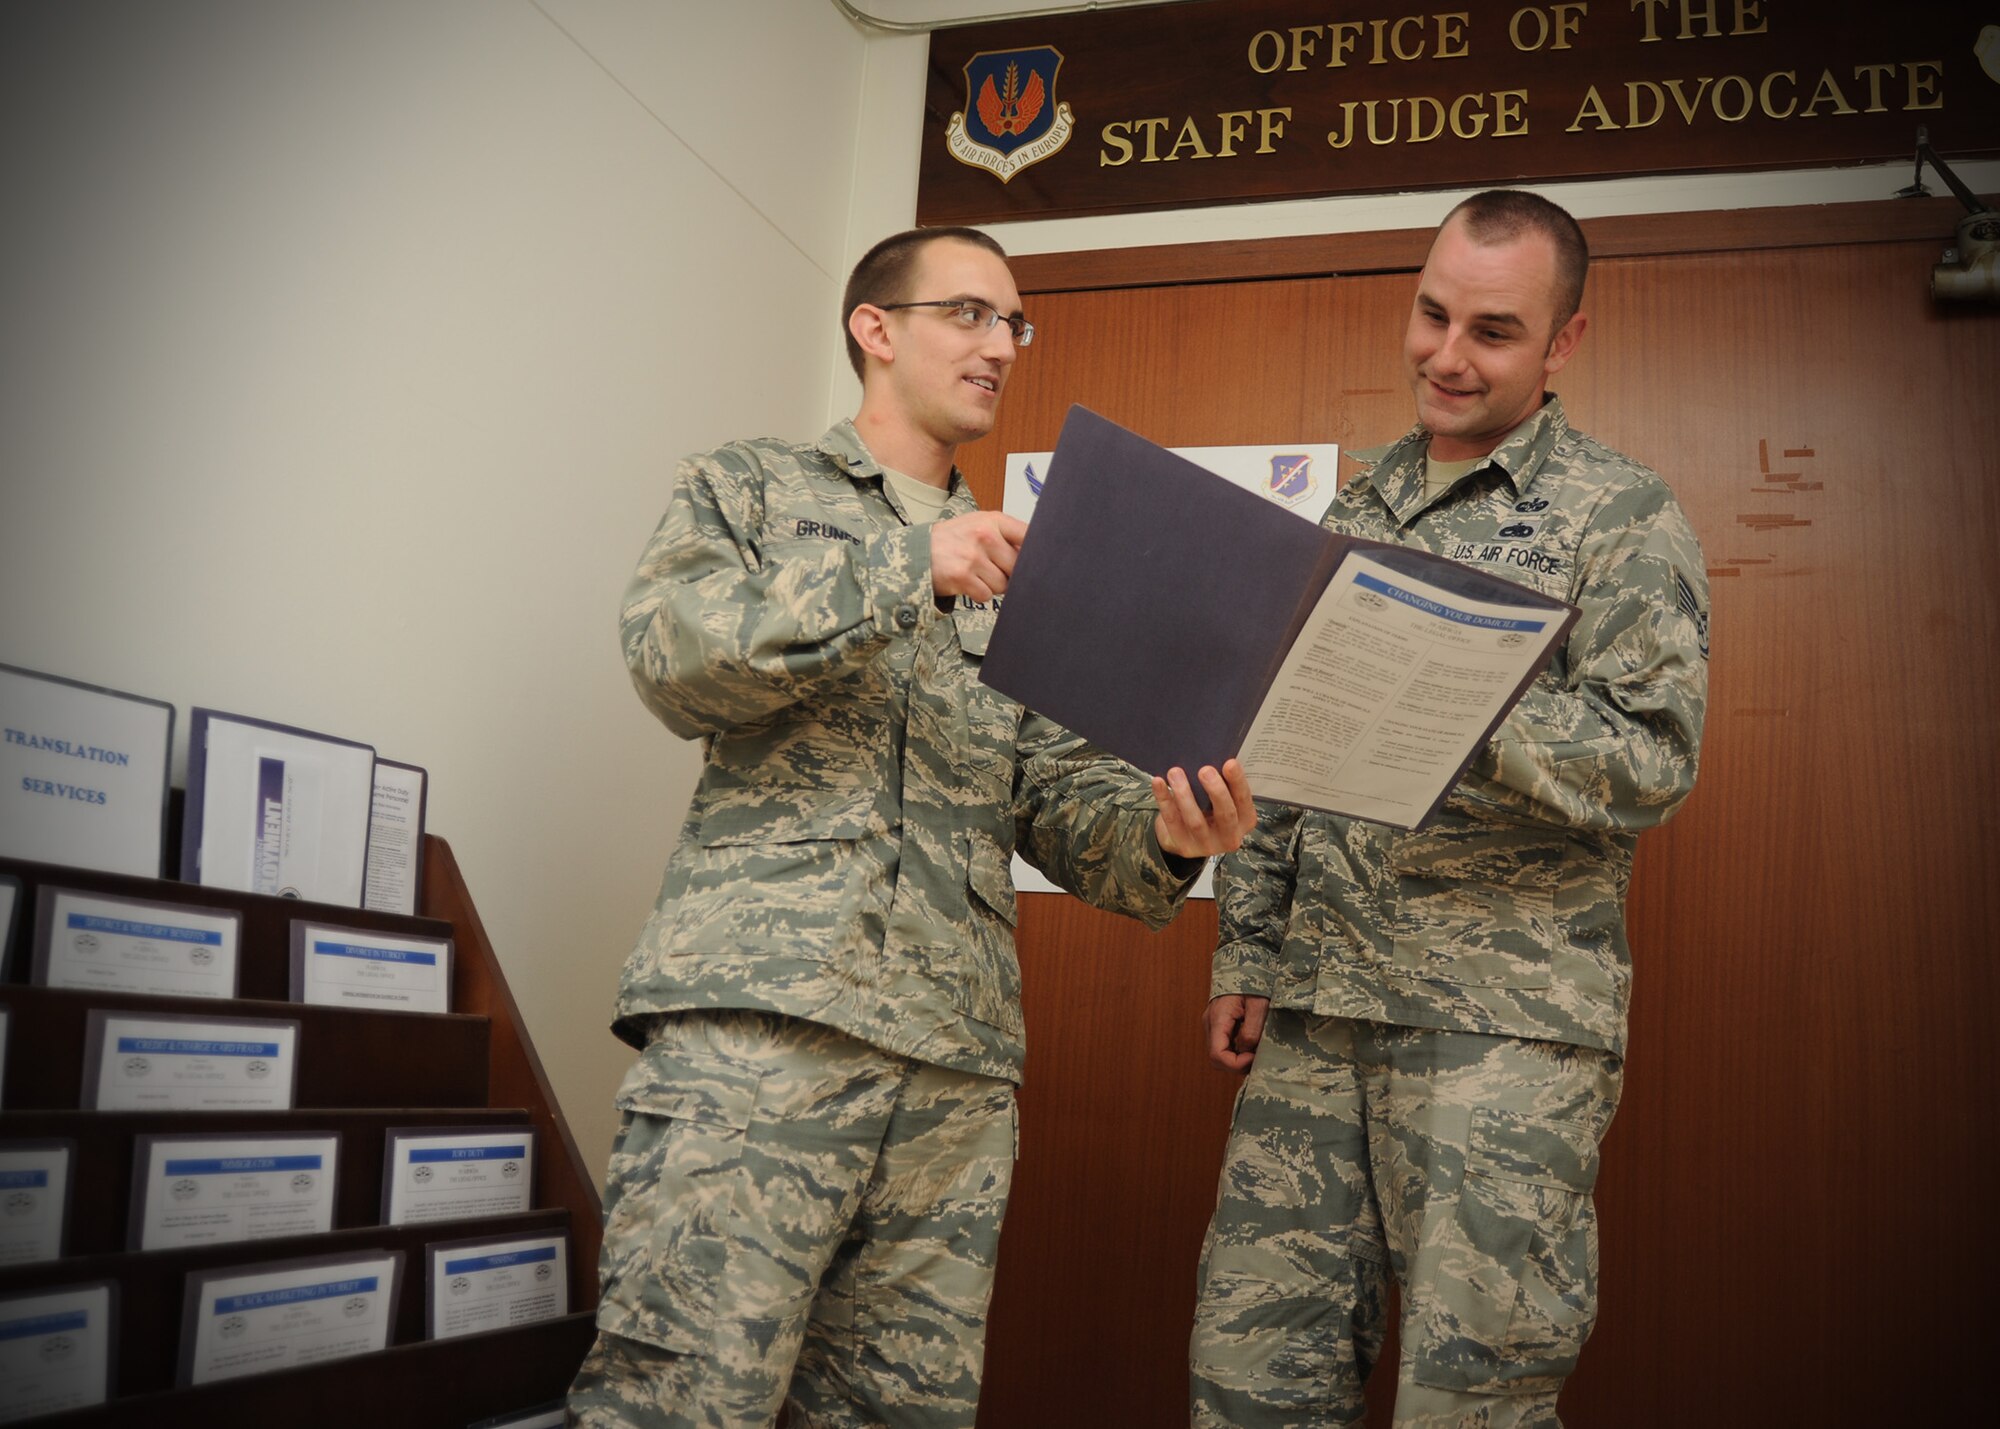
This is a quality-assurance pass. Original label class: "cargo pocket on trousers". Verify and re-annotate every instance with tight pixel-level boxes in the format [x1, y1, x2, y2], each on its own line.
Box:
[1410, 1107, 1601, 1396]
[593, 1045, 762, 1354]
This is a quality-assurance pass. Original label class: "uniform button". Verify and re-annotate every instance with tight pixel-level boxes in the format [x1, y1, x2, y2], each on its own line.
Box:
[895, 606, 919, 630]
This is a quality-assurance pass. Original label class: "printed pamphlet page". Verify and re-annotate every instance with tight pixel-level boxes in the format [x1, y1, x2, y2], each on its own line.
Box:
[1237, 551, 1567, 825]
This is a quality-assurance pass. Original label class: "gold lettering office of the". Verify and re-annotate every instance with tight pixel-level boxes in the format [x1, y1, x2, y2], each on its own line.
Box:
[1241, 0, 1775, 73]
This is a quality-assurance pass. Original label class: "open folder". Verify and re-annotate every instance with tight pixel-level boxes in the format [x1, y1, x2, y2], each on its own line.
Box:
[978, 406, 1579, 830]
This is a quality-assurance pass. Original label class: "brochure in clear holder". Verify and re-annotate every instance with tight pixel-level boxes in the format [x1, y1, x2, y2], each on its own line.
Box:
[32, 886, 242, 1000]
[363, 758, 428, 916]
[177, 1248, 403, 1386]
[128, 1130, 341, 1252]
[0, 663, 174, 878]
[0, 1280, 116, 1417]
[290, 919, 452, 1014]
[423, 1228, 570, 1341]
[82, 1010, 301, 1112]
[382, 1124, 538, 1227]
[180, 709, 376, 907]
[0, 1140, 77, 1267]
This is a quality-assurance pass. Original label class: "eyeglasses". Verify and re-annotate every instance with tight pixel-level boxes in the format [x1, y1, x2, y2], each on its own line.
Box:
[880, 298, 1035, 347]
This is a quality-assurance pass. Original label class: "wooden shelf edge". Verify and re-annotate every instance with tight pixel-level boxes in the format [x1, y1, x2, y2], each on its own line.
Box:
[36, 1311, 596, 1426]
[420, 835, 603, 1313]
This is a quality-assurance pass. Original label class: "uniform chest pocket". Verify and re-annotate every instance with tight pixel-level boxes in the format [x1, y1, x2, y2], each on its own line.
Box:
[1464, 504, 1577, 603]
[952, 601, 995, 657]
[695, 687, 891, 846]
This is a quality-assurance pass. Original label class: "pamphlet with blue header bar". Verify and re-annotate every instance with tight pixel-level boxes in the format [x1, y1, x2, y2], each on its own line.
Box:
[383, 1125, 536, 1226]
[130, 1131, 340, 1251]
[0, 1282, 114, 1419]
[82, 1010, 300, 1112]
[423, 1230, 568, 1341]
[178, 1249, 402, 1386]
[32, 887, 240, 999]
[0, 1142, 74, 1267]
[289, 918, 451, 1013]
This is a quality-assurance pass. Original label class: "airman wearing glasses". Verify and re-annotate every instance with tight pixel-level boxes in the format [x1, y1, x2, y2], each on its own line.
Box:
[570, 226, 1255, 1429]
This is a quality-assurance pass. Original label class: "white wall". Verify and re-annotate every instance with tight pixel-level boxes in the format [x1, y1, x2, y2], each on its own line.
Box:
[0, 0, 873, 1182]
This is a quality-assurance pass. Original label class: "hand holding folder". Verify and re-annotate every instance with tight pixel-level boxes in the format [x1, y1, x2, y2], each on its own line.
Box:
[978, 406, 1578, 830]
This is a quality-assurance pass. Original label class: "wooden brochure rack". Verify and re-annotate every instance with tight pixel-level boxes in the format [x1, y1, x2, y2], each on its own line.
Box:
[0, 836, 601, 1424]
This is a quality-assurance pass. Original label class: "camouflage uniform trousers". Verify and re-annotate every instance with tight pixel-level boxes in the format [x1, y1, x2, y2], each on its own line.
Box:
[1190, 1011, 1622, 1428]
[568, 1009, 1017, 1428]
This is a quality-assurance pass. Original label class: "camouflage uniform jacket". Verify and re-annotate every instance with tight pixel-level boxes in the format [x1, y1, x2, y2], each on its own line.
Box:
[615, 420, 1200, 1084]
[1213, 398, 1708, 1054]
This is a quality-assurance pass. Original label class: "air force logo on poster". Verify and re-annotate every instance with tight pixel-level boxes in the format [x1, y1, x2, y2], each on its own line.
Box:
[1267, 454, 1317, 506]
[1004, 441, 1340, 528]
[946, 47, 1075, 183]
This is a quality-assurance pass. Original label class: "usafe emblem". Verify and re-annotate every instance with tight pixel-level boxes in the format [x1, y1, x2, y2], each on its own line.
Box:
[1267, 454, 1316, 506]
[946, 47, 1075, 183]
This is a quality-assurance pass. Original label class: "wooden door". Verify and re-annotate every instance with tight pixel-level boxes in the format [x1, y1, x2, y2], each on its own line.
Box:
[956, 225, 1998, 1426]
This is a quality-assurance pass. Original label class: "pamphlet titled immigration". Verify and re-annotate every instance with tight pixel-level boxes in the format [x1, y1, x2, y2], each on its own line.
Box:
[131, 1134, 338, 1251]
[979, 406, 1577, 830]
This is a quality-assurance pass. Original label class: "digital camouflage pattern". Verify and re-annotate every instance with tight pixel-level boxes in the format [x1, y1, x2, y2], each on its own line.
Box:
[1212, 398, 1710, 1055]
[1195, 398, 1706, 1423]
[578, 420, 1200, 1424]
[1192, 1014, 1620, 1427]
[614, 419, 1200, 1085]
[573, 1010, 1015, 1429]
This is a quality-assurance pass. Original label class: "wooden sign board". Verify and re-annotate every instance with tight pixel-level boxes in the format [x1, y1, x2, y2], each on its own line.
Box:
[917, 0, 2000, 224]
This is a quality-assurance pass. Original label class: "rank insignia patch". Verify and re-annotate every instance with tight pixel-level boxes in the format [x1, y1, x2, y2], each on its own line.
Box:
[946, 47, 1075, 183]
[1675, 571, 1711, 659]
